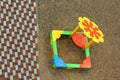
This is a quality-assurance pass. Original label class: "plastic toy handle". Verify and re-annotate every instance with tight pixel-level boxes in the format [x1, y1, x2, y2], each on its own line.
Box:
[70, 26, 80, 36]
[84, 39, 94, 49]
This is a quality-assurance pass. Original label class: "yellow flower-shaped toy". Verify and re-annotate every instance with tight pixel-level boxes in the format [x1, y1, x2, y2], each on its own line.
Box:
[78, 17, 104, 43]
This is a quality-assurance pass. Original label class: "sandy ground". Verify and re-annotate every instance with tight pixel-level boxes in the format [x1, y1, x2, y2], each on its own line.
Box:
[38, 0, 120, 80]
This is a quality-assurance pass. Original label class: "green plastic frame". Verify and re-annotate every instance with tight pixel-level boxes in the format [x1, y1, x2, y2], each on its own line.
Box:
[50, 30, 91, 69]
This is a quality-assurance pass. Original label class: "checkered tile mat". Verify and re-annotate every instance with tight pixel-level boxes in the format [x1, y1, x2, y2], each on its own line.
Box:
[0, 0, 40, 79]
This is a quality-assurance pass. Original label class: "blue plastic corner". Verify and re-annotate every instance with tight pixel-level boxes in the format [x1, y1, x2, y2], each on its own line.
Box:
[53, 55, 67, 68]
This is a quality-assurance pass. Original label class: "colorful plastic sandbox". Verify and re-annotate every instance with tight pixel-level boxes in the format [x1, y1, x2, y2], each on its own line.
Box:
[50, 17, 104, 69]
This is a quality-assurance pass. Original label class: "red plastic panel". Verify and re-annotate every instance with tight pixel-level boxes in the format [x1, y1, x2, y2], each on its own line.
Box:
[72, 33, 86, 48]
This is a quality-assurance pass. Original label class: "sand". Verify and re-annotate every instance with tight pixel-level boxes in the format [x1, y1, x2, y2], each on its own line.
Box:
[38, 0, 120, 80]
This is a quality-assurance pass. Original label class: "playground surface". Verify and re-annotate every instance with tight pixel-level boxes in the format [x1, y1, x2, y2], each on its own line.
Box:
[39, 0, 120, 80]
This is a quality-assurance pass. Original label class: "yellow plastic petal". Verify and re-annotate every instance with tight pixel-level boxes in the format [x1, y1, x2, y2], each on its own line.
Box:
[83, 17, 90, 21]
[78, 17, 83, 21]
[99, 37, 104, 42]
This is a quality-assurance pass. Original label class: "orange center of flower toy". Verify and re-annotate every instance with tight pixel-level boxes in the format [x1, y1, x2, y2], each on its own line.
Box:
[82, 20, 101, 39]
